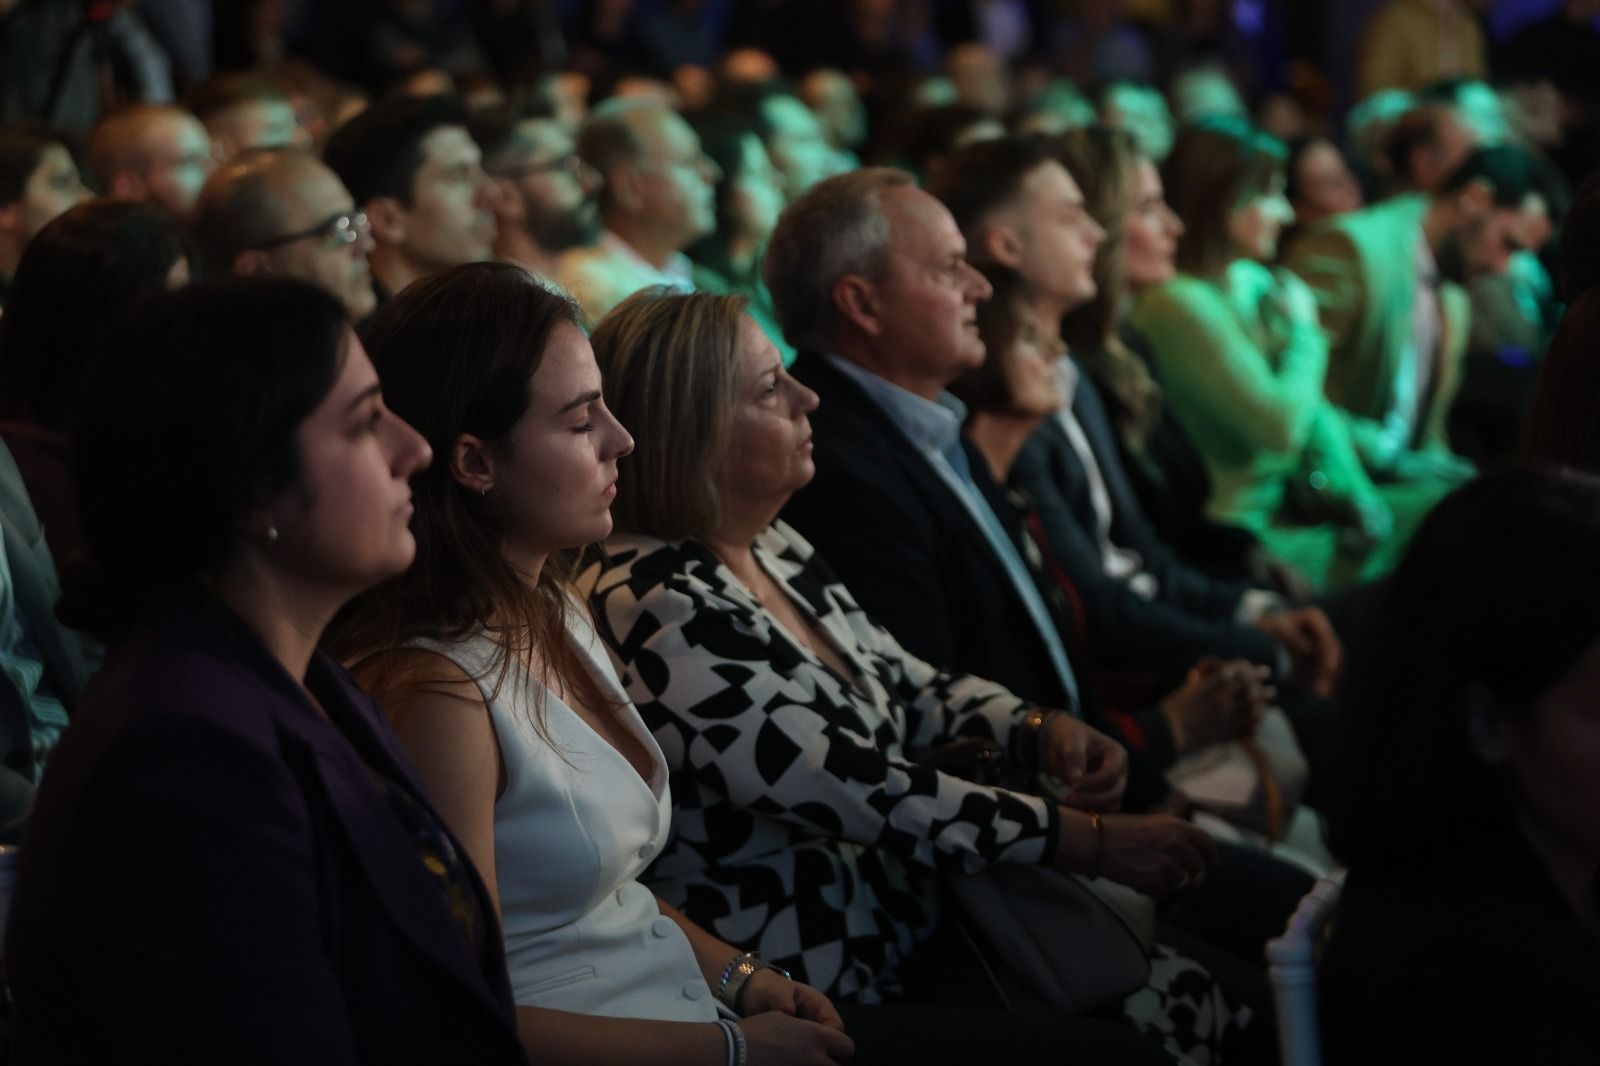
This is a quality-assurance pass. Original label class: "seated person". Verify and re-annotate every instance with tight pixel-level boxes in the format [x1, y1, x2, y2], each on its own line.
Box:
[331, 262, 853, 1066]
[0, 123, 89, 309]
[0, 199, 190, 568]
[335, 264, 1164, 1066]
[323, 94, 499, 308]
[85, 104, 213, 220]
[1132, 120, 1421, 590]
[1051, 124, 1311, 595]
[581, 288, 1257, 1064]
[555, 100, 719, 328]
[1321, 466, 1600, 1063]
[4, 278, 526, 1062]
[930, 132, 1339, 689]
[1284, 145, 1545, 485]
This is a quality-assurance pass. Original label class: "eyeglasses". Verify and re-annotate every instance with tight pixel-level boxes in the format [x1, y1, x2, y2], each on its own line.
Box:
[498, 154, 589, 181]
[251, 210, 370, 251]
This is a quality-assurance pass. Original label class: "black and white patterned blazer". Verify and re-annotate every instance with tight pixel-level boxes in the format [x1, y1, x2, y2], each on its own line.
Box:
[579, 521, 1060, 1003]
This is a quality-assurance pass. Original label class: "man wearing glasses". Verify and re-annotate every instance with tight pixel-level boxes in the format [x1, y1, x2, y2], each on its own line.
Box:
[191, 149, 378, 320]
[471, 101, 603, 281]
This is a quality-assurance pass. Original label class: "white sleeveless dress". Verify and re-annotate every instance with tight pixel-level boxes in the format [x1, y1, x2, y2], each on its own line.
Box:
[413, 606, 720, 1022]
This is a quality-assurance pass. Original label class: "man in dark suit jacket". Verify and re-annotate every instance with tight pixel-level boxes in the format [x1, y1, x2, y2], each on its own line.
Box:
[767, 165, 1315, 966]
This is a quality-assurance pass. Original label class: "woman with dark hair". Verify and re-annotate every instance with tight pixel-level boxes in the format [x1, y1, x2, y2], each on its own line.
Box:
[1130, 119, 1400, 591]
[0, 198, 189, 566]
[1282, 136, 1361, 236]
[330, 262, 854, 1066]
[1321, 466, 1600, 1062]
[2, 278, 532, 1062]
[686, 113, 793, 363]
[1522, 286, 1600, 473]
[578, 287, 1273, 1065]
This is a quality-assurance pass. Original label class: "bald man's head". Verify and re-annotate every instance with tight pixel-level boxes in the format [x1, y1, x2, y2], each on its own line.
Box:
[87, 105, 213, 218]
[192, 149, 375, 318]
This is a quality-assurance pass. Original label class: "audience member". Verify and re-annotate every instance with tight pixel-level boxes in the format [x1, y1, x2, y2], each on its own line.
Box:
[323, 93, 498, 309]
[556, 100, 719, 327]
[936, 135, 1304, 681]
[186, 72, 308, 163]
[1383, 101, 1479, 197]
[1054, 124, 1294, 591]
[581, 286, 1239, 1064]
[685, 114, 792, 362]
[192, 148, 377, 320]
[1286, 146, 1544, 484]
[0, 200, 189, 567]
[332, 262, 854, 1066]
[1321, 466, 1600, 1064]
[1285, 135, 1362, 231]
[85, 103, 213, 219]
[1357, 0, 1488, 98]
[799, 68, 868, 155]
[769, 168, 1312, 968]
[0, 428, 95, 839]
[469, 100, 603, 280]
[0, 124, 89, 307]
[742, 87, 848, 204]
[1097, 81, 1175, 164]
[1132, 121, 1402, 591]
[3, 278, 526, 1063]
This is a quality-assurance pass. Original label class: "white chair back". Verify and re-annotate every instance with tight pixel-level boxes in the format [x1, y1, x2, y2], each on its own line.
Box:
[1266, 868, 1346, 1066]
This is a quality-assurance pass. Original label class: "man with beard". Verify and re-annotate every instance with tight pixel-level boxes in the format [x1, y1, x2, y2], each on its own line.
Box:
[1286, 145, 1545, 485]
[471, 101, 603, 282]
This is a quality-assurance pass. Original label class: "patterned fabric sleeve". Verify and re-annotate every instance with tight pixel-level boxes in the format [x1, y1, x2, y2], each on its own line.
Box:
[584, 540, 1059, 875]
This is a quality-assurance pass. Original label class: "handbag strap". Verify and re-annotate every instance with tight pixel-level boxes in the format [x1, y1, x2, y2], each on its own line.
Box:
[1238, 735, 1285, 839]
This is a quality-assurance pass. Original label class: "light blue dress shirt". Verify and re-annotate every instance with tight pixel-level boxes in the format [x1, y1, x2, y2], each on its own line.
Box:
[826, 356, 1081, 713]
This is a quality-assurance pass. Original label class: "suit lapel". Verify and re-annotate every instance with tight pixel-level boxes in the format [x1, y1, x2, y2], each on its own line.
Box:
[795, 352, 1019, 594]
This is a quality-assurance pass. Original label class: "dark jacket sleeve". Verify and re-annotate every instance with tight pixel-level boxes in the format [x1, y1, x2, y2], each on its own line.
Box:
[22, 715, 364, 1064]
[1013, 427, 1282, 676]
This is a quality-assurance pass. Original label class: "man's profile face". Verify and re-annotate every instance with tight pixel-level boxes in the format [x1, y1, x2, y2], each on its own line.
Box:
[493, 118, 601, 253]
[141, 113, 214, 218]
[398, 125, 498, 269]
[871, 186, 994, 383]
[261, 159, 377, 319]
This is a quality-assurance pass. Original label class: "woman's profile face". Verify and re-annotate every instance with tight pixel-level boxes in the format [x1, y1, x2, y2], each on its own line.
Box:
[720, 315, 818, 509]
[486, 321, 634, 558]
[1122, 159, 1184, 291]
[1290, 139, 1361, 227]
[998, 295, 1066, 420]
[1226, 175, 1294, 262]
[269, 330, 432, 596]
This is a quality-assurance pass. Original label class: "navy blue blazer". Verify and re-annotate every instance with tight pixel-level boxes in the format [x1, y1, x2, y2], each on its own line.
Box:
[5, 588, 526, 1065]
[781, 351, 1174, 809]
[1012, 365, 1281, 677]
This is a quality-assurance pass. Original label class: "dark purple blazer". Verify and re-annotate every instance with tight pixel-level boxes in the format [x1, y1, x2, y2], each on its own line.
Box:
[4, 588, 526, 1064]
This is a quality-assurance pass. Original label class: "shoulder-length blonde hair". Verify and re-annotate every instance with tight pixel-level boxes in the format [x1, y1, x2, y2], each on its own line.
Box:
[590, 288, 750, 542]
